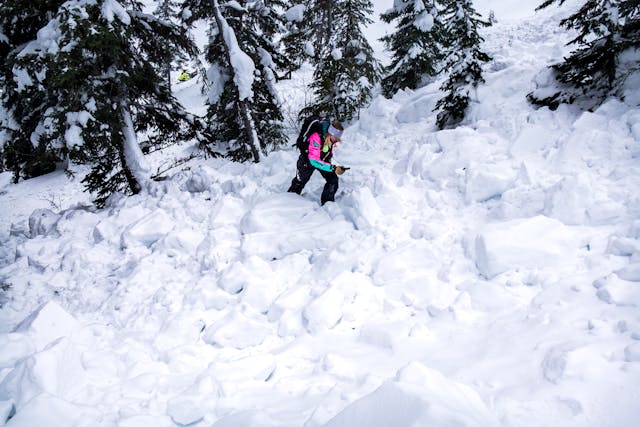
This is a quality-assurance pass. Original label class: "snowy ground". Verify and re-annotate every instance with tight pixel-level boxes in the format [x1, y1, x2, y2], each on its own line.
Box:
[2, 1, 640, 426]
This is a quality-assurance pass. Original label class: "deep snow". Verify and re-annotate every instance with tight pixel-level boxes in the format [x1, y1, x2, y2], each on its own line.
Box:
[1, 1, 640, 426]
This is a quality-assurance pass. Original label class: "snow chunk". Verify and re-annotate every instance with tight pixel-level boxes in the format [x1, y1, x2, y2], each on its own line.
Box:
[29, 209, 60, 237]
[465, 162, 517, 203]
[120, 209, 175, 248]
[342, 187, 383, 229]
[285, 4, 305, 22]
[0, 400, 15, 424]
[474, 216, 585, 279]
[12, 66, 34, 92]
[211, 410, 275, 427]
[2, 393, 97, 427]
[167, 396, 205, 426]
[323, 362, 499, 427]
[202, 311, 271, 349]
[615, 263, 640, 282]
[303, 286, 344, 333]
[101, 0, 131, 25]
[241, 193, 353, 259]
[594, 274, 640, 307]
[624, 343, 640, 362]
[216, 8, 255, 100]
[414, 12, 434, 32]
[207, 62, 229, 106]
[14, 301, 81, 351]
[0, 333, 34, 369]
[304, 41, 315, 57]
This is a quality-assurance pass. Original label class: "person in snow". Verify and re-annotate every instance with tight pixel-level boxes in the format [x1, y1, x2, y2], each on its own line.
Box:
[178, 70, 191, 82]
[288, 119, 347, 205]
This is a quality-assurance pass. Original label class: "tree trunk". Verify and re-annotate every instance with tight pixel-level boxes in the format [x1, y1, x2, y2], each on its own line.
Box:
[120, 102, 150, 193]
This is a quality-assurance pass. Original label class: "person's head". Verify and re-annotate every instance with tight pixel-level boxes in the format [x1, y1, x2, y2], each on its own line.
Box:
[327, 120, 343, 143]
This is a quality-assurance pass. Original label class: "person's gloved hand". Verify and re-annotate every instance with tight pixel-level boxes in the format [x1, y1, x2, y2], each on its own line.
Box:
[334, 166, 347, 175]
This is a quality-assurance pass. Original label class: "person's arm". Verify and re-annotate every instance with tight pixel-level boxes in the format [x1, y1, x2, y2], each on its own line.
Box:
[307, 133, 334, 172]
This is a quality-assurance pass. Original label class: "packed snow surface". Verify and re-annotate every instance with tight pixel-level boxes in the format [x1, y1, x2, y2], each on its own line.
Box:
[1, 1, 640, 426]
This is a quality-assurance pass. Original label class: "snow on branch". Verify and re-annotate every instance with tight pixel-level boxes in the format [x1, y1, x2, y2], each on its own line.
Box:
[213, 0, 255, 100]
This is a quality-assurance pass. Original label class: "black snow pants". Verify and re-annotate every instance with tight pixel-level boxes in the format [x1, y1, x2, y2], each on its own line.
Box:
[288, 153, 339, 205]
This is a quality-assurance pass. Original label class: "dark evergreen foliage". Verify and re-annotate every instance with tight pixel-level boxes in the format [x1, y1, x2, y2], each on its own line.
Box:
[302, 0, 381, 121]
[154, 0, 195, 90]
[380, 0, 445, 97]
[529, 0, 640, 109]
[183, 0, 288, 162]
[0, 0, 66, 179]
[434, 0, 491, 129]
[280, 1, 310, 77]
[1, 0, 202, 206]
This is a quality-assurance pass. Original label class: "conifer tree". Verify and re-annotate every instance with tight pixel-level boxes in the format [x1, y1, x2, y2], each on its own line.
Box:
[0, 0, 66, 179]
[529, 0, 639, 109]
[3, 0, 202, 206]
[303, 0, 381, 121]
[306, 0, 333, 59]
[380, 0, 445, 98]
[281, 1, 310, 76]
[434, 0, 491, 129]
[183, 0, 288, 162]
[154, 0, 193, 90]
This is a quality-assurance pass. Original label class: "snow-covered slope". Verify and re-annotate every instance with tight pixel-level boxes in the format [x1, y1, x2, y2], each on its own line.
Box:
[1, 1, 640, 426]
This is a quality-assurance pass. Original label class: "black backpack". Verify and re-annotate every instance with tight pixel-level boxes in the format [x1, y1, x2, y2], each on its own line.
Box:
[296, 115, 329, 154]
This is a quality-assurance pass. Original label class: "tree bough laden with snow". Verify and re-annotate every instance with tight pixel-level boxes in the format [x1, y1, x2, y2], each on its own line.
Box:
[528, 0, 640, 110]
[380, 0, 445, 98]
[434, 0, 491, 130]
[303, 0, 381, 121]
[0, 0, 66, 179]
[1, 0, 203, 207]
[183, 0, 288, 162]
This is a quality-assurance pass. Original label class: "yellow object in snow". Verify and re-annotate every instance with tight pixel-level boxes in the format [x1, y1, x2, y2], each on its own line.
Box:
[178, 71, 190, 82]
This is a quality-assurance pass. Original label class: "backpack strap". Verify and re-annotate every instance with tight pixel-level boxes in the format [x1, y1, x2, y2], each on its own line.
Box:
[302, 118, 320, 142]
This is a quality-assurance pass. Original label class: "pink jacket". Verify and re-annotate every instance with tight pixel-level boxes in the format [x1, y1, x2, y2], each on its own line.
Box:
[307, 132, 333, 172]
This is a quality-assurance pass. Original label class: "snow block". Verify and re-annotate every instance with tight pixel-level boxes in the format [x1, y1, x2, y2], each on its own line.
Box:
[625, 343, 640, 362]
[28, 209, 60, 238]
[0, 333, 34, 370]
[1, 393, 96, 427]
[202, 311, 271, 349]
[167, 396, 205, 426]
[13, 301, 81, 351]
[0, 400, 15, 425]
[322, 362, 500, 427]
[464, 162, 517, 203]
[474, 215, 584, 279]
[615, 263, 640, 282]
[303, 286, 344, 333]
[594, 274, 640, 307]
[342, 187, 384, 230]
[211, 410, 275, 427]
[241, 194, 353, 259]
[120, 209, 175, 248]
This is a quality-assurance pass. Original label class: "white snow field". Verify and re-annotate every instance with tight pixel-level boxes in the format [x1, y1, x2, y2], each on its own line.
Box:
[1, 1, 640, 426]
